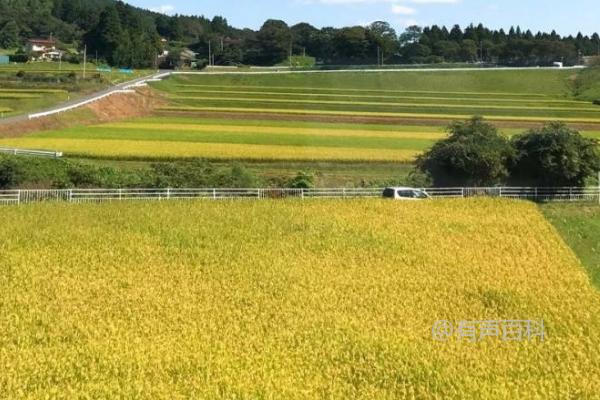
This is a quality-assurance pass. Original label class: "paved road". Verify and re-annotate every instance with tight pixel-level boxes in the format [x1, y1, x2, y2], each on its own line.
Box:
[0, 70, 166, 125]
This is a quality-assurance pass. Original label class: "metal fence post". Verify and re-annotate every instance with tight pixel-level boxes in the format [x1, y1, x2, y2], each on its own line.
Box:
[119, 189, 123, 201]
[301, 189, 305, 200]
[68, 189, 73, 203]
[166, 188, 171, 200]
[213, 189, 217, 200]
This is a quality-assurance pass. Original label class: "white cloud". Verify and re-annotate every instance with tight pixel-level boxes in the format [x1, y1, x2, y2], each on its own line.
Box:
[304, 0, 459, 3]
[391, 4, 417, 15]
[407, 0, 459, 3]
[150, 4, 175, 15]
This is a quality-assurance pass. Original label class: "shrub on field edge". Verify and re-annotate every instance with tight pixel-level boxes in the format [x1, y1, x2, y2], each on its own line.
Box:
[0, 157, 24, 189]
[416, 116, 514, 187]
[510, 122, 600, 187]
[286, 172, 315, 189]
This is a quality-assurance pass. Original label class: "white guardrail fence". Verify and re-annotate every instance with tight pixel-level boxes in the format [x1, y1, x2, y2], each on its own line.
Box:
[0, 147, 63, 158]
[0, 187, 598, 206]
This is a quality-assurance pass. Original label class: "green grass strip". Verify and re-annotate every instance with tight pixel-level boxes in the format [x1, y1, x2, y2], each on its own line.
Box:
[168, 95, 600, 113]
[159, 106, 600, 124]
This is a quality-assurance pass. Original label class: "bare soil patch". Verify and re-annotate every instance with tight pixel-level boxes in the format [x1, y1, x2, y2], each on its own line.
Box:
[0, 88, 165, 138]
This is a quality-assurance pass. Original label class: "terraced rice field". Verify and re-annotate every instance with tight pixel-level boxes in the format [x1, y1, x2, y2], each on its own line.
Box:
[1, 199, 600, 398]
[2, 115, 597, 162]
[0, 117, 444, 161]
[151, 70, 600, 124]
[0, 88, 69, 116]
[4, 69, 599, 162]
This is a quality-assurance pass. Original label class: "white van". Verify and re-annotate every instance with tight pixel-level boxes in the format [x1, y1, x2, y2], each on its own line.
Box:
[383, 187, 430, 200]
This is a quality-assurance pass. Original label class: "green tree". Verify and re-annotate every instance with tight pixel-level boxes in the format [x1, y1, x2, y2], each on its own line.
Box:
[0, 157, 24, 189]
[0, 20, 19, 48]
[416, 117, 514, 186]
[510, 123, 600, 187]
[85, 5, 123, 64]
[256, 19, 291, 65]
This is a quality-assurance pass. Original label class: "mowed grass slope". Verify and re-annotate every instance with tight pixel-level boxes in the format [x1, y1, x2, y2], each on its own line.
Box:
[1, 199, 599, 398]
[152, 70, 600, 123]
[542, 203, 600, 289]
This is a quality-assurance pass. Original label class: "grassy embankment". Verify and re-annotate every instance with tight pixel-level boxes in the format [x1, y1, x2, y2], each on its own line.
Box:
[541, 202, 600, 289]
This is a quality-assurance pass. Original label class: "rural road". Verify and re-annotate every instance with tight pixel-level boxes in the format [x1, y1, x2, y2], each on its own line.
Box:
[0, 70, 168, 125]
[0, 65, 586, 126]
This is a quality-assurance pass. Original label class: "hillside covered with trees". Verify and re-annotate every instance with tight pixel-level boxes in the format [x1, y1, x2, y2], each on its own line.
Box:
[0, 0, 599, 68]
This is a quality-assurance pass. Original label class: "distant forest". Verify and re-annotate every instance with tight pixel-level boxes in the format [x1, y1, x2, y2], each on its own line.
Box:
[0, 0, 599, 68]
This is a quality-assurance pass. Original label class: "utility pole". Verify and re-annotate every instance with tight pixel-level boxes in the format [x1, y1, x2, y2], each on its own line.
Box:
[480, 41, 484, 63]
[208, 41, 212, 66]
[83, 45, 87, 79]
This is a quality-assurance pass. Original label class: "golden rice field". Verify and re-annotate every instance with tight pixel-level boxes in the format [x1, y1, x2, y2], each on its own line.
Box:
[1, 199, 599, 398]
[0, 137, 421, 161]
[159, 106, 600, 124]
[0, 117, 442, 161]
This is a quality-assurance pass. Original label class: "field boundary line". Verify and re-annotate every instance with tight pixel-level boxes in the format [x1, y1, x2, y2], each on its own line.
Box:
[1, 187, 598, 206]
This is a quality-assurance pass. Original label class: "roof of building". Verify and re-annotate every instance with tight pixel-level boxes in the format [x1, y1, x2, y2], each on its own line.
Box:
[27, 38, 57, 45]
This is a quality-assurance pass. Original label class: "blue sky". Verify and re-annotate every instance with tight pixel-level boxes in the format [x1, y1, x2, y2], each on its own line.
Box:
[126, 0, 599, 36]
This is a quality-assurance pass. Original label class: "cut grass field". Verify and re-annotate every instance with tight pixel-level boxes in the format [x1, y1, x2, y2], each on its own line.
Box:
[1, 199, 599, 398]
[541, 203, 600, 289]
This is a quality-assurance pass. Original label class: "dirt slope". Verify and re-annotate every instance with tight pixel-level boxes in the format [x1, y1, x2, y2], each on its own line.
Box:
[0, 88, 165, 138]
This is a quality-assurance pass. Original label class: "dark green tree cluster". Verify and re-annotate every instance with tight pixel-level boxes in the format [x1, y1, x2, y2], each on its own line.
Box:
[400, 24, 600, 66]
[417, 117, 600, 187]
[83, 2, 160, 68]
[1, 0, 599, 67]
